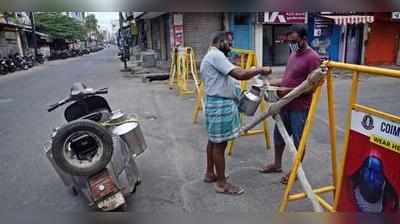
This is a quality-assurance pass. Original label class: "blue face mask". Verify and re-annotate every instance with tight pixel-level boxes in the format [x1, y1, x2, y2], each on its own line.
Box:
[289, 43, 300, 53]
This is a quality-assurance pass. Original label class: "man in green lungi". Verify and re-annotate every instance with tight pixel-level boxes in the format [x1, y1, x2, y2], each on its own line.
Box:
[200, 31, 272, 195]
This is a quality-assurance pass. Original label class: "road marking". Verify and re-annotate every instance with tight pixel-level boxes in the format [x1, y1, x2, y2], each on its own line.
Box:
[0, 98, 13, 103]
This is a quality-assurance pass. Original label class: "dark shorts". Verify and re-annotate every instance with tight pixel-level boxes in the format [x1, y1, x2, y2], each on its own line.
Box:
[273, 110, 309, 148]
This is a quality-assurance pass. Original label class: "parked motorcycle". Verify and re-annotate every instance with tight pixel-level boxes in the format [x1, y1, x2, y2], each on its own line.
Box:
[11, 53, 29, 70]
[82, 48, 90, 55]
[36, 53, 45, 64]
[4, 56, 16, 73]
[46, 83, 146, 211]
[0, 56, 8, 75]
[24, 54, 34, 68]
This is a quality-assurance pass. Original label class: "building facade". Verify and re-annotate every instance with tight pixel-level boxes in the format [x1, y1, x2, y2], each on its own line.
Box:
[63, 12, 85, 23]
[134, 12, 224, 63]
[364, 12, 400, 65]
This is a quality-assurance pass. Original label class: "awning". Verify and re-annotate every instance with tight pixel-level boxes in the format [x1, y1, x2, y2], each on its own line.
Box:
[135, 12, 166, 20]
[321, 15, 374, 25]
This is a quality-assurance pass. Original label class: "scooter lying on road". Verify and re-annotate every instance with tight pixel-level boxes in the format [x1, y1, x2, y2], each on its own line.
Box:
[46, 83, 147, 211]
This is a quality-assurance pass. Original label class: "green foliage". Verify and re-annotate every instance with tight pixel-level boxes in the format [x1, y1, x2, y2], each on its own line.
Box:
[84, 13, 105, 42]
[84, 14, 98, 32]
[1, 11, 17, 24]
[36, 13, 86, 41]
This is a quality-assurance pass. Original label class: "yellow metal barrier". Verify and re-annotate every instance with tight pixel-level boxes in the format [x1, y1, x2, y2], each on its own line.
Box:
[169, 47, 201, 96]
[280, 61, 400, 212]
[226, 49, 272, 155]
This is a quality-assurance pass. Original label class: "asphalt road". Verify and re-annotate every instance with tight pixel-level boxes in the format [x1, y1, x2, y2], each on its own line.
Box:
[0, 47, 398, 212]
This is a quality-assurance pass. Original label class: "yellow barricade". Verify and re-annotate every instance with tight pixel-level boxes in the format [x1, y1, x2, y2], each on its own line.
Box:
[280, 61, 400, 212]
[169, 47, 201, 96]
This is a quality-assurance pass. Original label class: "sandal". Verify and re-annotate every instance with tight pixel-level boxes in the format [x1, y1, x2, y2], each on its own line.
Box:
[203, 174, 230, 183]
[258, 164, 282, 174]
[215, 182, 244, 195]
[203, 175, 217, 183]
[280, 173, 297, 185]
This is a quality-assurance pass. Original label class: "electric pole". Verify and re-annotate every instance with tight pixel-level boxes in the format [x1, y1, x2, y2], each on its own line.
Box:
[29, 12, 38, 62]
[119, 12, 130, 72]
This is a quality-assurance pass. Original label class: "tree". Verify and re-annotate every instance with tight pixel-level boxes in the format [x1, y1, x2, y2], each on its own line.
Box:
[84, 14, 98, 33]
[36, 13, 86, 41]
[84, 14, 104, 44]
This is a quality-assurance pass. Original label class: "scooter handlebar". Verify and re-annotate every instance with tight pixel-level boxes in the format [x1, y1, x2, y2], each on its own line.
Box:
[95, 88, 108, 94]
[48, 88, 107, 112]
[48, 103, 59, 112]
[47, 98, 69, 112]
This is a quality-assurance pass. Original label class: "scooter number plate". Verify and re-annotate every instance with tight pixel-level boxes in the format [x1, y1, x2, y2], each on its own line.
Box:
[97, 192, 125, 211]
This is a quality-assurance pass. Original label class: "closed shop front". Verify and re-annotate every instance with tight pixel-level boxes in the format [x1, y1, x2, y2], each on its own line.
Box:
[135, 13, 170, 62]
[365, 13, 400, 65]
[182, 13, 223, 61]
[163, 14, 170, 61]
[0, 26, 23, 57]
[258, 12, 308, 66]
[145, 20, 152, 49]
[151, 17, 161, 52]
[319, 14, 374, 64]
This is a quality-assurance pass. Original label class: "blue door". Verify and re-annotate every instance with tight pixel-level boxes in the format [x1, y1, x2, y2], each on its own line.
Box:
[229, 13, 254, 50]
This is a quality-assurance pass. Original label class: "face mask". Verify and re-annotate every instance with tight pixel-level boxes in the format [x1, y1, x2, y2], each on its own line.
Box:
[289, 42, 300, 53]
[219, 41, 231, 56]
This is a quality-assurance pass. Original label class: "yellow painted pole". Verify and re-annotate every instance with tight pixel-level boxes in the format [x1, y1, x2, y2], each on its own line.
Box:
[314, 194, 335, 212]
[326, 61, 400, 78]
[260, 100, 271, 150]
[192, 83, 204, 124]
[288, 185, 335, 201]
[227, 140, 235, 156]
[228, 50, 272, 155]
[326, 68, 338, 200]
[353, 104, 400, 123]
[176, 54, 182, 93]
[240, 54, 245, 69]
[182, 53, 188, 93]
[168, 49, 177, 88]
[279, 84, 323, 212]
[227, 52, 247, 156]
[333, 71, 359, 209]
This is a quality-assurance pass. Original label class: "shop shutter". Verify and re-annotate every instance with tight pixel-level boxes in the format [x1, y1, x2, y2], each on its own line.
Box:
[183, 13, 223, 62]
